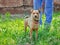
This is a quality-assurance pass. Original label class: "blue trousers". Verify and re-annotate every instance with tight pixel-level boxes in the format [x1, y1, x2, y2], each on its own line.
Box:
[33, 0, 53, 25]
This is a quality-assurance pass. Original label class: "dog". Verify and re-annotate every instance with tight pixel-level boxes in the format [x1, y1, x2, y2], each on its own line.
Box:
[24, 9, 40, 40]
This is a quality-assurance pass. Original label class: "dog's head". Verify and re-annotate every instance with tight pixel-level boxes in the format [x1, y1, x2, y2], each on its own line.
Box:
[31, 9, 40, 21]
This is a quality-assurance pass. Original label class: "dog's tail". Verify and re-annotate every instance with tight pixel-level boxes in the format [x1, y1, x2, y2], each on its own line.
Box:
[24, 15, 29, 18]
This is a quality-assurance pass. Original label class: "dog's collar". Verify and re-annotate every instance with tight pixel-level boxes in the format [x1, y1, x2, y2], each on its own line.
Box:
[33, 20, 39, 24]
[34, 22, 38, 24]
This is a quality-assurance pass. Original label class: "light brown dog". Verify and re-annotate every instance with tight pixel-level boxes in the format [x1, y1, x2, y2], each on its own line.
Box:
[24, 9, 40, 40]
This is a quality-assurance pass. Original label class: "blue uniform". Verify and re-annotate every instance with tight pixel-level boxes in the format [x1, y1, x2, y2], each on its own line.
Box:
[33, 0, 53, 25]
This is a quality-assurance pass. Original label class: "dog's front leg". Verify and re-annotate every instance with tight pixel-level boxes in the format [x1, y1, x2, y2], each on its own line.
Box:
[30, 28, 33, 40]
[36, 29, 38, 40]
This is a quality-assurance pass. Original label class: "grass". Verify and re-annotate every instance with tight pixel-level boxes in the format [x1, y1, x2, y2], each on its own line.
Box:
[0, 12, 60, 45]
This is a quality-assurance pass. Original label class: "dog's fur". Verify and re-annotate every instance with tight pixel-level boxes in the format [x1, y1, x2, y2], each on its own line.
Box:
[24, 9, 40, 39]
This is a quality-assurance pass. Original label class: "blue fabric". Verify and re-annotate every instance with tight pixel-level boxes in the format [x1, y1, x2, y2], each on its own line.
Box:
[33, 0, 53, 25]
[45, 0, 53, 24]
[33, 0, 43, 10]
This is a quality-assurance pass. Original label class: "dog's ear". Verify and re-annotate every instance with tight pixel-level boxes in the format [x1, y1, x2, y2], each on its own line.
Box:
[31, 9, 33, 12]
[39, 8, 43, 13]
[38, 9, 41, 13]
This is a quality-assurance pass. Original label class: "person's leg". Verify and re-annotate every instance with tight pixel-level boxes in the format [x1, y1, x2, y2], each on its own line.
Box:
[44, 0, 53, 31]
[33, 0, 43, 25]
[45, 0, 53, 23]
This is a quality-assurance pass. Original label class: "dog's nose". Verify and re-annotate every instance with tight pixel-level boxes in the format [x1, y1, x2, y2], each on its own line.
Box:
[35, 16, 37, 18]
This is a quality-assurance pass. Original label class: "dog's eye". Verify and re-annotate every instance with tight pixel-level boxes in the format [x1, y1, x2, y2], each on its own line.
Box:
[33, 13, 35, 14]
[37, 13, 39, 14]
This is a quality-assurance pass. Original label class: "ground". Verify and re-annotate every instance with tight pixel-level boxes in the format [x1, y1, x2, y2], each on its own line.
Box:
[0, 12, 60, 45]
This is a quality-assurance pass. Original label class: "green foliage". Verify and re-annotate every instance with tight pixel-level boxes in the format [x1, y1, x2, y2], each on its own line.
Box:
[5, 12, 10, 18]
[0, 12, 60, 45]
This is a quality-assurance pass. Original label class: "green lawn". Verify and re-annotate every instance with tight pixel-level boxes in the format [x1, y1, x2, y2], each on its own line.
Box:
[0, 12, 60, 45]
